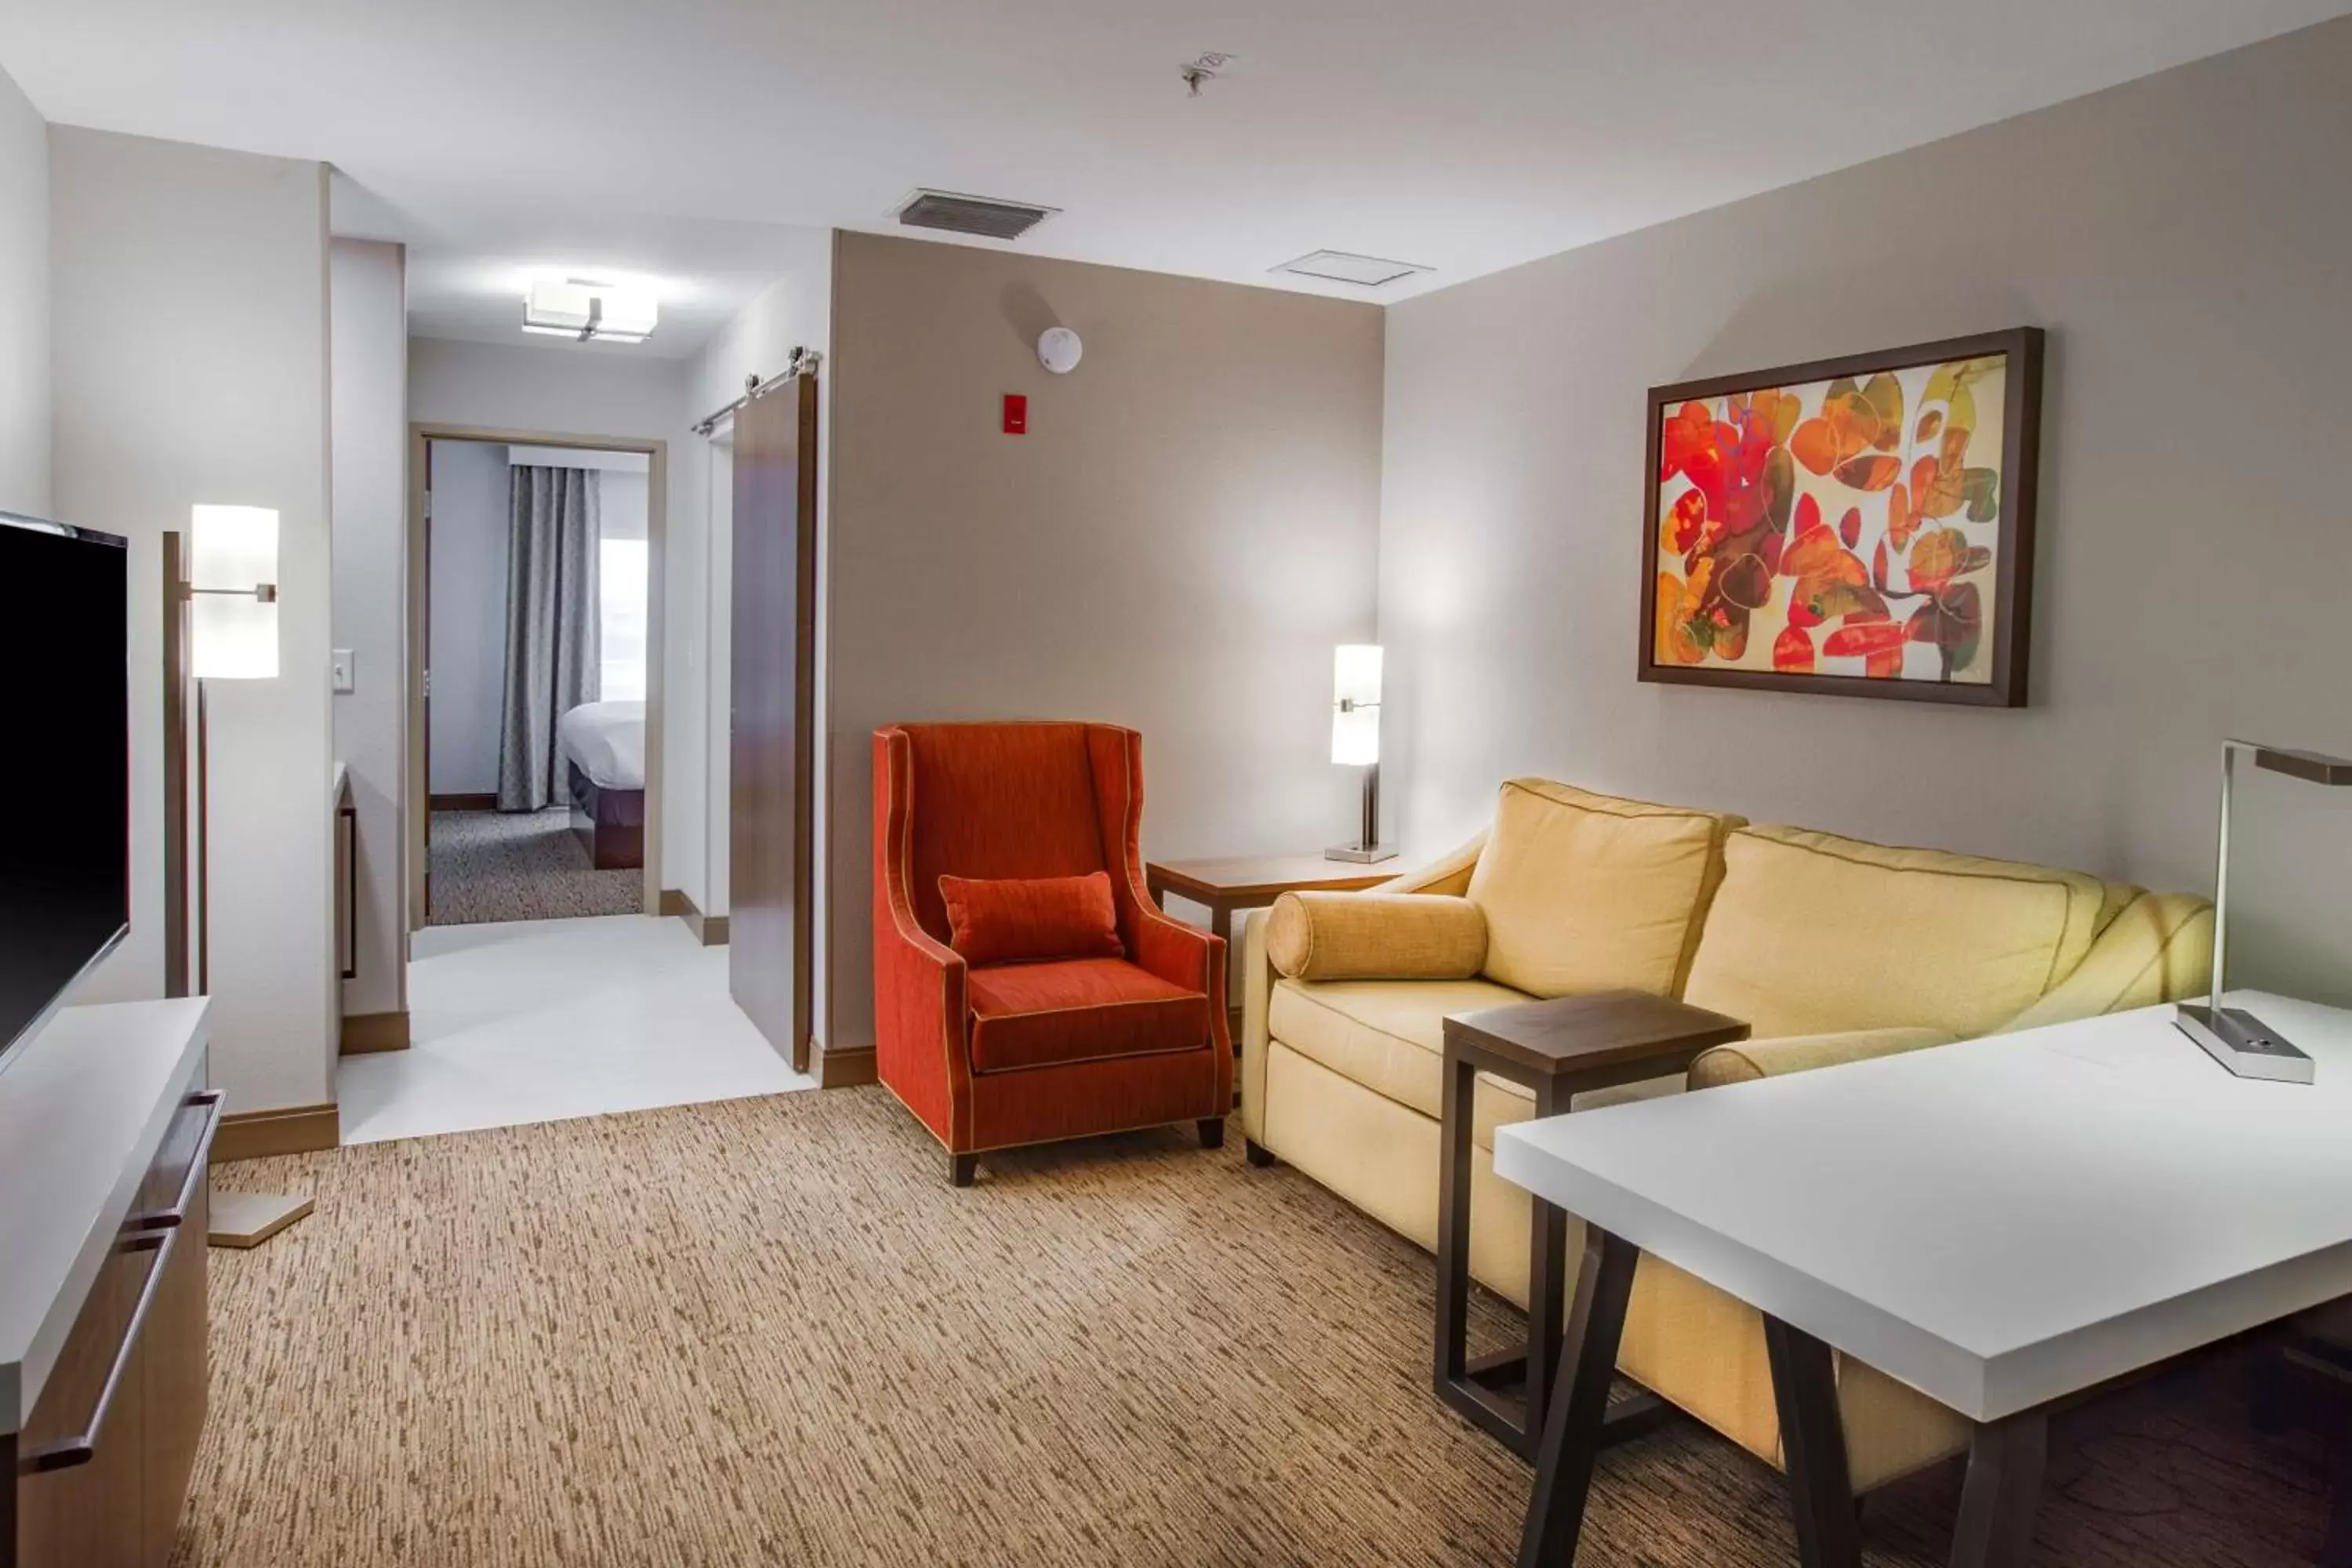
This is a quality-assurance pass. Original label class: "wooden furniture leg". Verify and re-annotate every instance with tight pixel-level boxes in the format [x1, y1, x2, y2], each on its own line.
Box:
[949, 1153, 978, 1188]
[1763, 1316, 1863, 1568]
[1439, 1058, 1572, 1457]
[1515, 1227, 1639, 1568]
[1949, 1410, 2049, 1568]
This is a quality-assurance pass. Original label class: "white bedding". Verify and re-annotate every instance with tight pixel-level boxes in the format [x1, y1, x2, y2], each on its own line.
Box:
[558, 700, 646, 791]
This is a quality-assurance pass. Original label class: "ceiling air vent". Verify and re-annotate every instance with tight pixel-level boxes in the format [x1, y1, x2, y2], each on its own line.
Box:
[1272, 250, 1432, 289]
[895, 190, 1058, 241]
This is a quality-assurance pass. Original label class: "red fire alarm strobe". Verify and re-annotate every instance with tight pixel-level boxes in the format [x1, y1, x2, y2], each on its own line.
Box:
[1003, 394, 1028, 434]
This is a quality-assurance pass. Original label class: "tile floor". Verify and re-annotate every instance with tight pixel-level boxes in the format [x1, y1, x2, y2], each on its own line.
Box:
[338, 913, 813, 1145]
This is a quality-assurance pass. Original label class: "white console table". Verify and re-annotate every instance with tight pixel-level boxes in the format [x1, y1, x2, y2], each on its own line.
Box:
[1494, 991, 2352, 1568]
[1, 998, 216, 1568]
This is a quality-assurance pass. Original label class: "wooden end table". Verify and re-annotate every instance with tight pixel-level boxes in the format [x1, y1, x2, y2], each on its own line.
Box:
[1143, 854, 1396, 948]
[1436, 991, 1748, 1460]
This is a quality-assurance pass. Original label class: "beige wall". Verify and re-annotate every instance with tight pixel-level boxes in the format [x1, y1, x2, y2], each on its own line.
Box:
[826, 232, 1385, 1051]
[1377, 20, 2352, 1000]
[53, 128, 339, 1111]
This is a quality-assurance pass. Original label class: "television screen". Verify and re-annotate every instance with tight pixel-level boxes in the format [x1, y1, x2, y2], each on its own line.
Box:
[0, 511, 129, 1069]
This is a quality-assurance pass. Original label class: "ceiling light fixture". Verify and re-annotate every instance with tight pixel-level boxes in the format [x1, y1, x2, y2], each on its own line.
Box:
[521, 277, 659, 343]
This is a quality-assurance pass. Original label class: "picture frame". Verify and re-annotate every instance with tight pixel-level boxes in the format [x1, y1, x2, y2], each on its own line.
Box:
[1638, 326, 2043, 706]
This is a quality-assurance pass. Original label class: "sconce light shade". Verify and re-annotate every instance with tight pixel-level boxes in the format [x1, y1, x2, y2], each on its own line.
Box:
[189, 504, 279, 680]
[1330, 644, 1382, 766]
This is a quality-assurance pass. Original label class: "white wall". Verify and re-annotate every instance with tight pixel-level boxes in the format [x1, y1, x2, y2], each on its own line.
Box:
[424, 440, 507, 796]
[1377, 20, 2352, 1000]
[328, 237, 408, 1020]
[0, 64, 48, 517]
[677, 229, 834, 929]
[53, 128, 336, 1115]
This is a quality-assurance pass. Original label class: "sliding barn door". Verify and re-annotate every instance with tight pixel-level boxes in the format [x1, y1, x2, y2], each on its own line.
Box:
[728, 372, 818, 1071]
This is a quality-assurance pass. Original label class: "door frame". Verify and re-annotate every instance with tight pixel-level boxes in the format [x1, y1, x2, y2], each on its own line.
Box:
[405, 423, 670, 927]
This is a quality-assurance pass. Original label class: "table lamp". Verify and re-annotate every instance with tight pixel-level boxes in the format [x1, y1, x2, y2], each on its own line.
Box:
[2176, 739, 2352, 1083]
[1326, 644, 1395, 863]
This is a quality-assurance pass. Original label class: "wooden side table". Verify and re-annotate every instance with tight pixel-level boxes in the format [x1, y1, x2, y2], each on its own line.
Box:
[1143, 853, 1396, 947]
[1436, 990, 1748, 1459]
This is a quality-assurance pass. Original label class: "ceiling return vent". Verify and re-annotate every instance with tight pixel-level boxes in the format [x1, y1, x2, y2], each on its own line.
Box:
[895, 189, 1059, 241]
[1272, 250, 1432, 288]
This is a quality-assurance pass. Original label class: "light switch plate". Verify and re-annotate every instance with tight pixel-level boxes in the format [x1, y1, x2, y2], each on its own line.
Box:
[331, 648, 356, 693]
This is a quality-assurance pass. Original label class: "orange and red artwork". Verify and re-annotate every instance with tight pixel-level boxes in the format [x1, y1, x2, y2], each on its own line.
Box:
[1639, 329, 2042, 707]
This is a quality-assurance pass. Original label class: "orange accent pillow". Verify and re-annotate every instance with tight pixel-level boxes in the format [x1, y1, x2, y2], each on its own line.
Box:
[938, 871, 1125, 967]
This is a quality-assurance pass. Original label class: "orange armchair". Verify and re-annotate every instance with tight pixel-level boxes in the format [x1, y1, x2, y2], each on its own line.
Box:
[871, 722, 1232, 1185]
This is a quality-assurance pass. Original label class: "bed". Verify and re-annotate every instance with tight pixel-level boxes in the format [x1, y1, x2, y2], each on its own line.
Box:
[557, 699, 646, 870]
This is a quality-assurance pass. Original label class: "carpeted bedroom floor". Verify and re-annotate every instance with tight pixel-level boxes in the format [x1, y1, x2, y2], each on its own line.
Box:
[426, 808, 641, 926]
[187, 1088, 2336, 1568]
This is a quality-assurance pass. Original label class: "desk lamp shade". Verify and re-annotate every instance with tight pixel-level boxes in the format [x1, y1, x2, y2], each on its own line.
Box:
[189, 505, 278, 680]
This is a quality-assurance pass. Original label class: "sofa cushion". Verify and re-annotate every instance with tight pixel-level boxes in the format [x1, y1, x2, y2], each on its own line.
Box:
[1465, 779, 1742, 999]
[1265, 892, 1486, 982]
[1682, 825, 2110, 1040]
[1267, 977, 1681, 1151]
[967, 958, 1207, 1073]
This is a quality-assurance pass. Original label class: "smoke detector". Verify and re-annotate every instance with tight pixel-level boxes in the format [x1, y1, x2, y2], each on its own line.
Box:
[1272, 251, 1433, 289]
[895, 189, 1059, 241]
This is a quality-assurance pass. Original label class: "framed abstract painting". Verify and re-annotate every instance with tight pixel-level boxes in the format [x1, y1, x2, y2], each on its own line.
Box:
[1639, 327, 2043, 706]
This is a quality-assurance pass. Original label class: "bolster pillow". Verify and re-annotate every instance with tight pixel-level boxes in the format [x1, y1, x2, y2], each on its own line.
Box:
[1265, 892, 1487, 982]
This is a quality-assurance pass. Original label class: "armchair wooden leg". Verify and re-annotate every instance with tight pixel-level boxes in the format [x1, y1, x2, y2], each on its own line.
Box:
[1244, 1138, 1276, 1167]
[1198, 1117, 1225, 1149]
[950, 1152, 978, 1188]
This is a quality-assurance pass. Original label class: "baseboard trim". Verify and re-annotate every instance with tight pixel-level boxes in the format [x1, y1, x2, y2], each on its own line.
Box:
[813, 1040, 877, 1089]
[216, 1102, 341, 1163]
[428, 792, 499, 812]
[660, 887, 729, 946]
[339, 1009, 411, 1054]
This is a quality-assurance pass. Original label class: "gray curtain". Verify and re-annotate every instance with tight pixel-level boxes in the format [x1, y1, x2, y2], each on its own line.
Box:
[496, 466, 601, 811]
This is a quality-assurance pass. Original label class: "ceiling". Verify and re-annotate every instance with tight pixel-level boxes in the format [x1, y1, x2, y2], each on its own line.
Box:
[5, 0, 2346, 357]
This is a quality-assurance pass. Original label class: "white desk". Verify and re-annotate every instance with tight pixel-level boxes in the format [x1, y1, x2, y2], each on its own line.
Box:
[1492, 991, 2352, 1568]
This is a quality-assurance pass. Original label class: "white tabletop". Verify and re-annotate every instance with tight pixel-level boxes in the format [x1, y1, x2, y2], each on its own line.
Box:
[1493, 992, 2352, 1423]
[0, 996, 210, 1434]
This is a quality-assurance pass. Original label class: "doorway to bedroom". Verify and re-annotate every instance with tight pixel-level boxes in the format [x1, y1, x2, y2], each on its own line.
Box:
[416, 434, 659, 927]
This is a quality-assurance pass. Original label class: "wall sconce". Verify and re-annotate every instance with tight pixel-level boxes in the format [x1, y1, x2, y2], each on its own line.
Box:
[1326, 644, 1394, 863]
[2176, 739, 2352, 1083]
[186, 504, 279, 679]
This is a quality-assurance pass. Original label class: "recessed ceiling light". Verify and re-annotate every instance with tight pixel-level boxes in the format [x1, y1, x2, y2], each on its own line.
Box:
[521, 277, 659, 343]
[1272, 250, 1432, 289]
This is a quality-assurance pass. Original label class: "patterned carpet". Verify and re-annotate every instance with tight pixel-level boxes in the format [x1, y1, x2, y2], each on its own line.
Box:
[427, 808, 641, 925]
[186, 1089, 2337, 1567]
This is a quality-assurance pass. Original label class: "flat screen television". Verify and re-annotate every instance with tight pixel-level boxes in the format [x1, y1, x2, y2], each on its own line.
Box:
[0, 510, 129, 1072]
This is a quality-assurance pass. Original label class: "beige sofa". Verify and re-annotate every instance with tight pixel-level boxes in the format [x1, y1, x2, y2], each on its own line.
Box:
[1240, 778, 2212, 1490]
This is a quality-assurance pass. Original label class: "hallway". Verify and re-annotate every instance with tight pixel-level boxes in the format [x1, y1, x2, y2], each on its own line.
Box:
[338, 914, 811, 1145]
